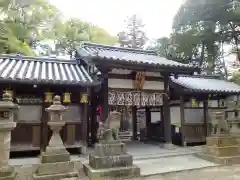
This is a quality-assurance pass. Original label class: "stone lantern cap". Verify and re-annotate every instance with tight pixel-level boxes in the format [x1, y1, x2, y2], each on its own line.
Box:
[0, 92, 19, 110]
[45, 95, 67, 113]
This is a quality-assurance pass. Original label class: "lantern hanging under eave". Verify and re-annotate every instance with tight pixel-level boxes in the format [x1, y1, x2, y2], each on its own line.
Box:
[44, 92, 53, 103]
[63, 92, 71, 103]
[191, 98, 198, 107]
[80, 93, 88, 103]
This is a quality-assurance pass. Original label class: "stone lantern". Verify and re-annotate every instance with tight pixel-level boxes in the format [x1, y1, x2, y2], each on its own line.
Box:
[0, 92, 19, 180]
[33, 95, 78, 179]
[41, 95, 69, 162]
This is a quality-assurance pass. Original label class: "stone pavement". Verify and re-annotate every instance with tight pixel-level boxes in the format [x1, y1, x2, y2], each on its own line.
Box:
[126, 142, 201, 160]
[142, 165, 240, 180]
[13, 164, 240, 180]
[136, 155, 217, 176]
[11, 143, 236, 179]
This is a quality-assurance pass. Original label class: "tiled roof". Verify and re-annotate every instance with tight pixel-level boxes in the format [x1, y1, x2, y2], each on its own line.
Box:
[170, 75, 240, 93]
[76, 42, 194, 70]
[0, 55, 96, 85]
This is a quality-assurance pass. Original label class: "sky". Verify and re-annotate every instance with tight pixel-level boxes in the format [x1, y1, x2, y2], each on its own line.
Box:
[49, 0, 185, 40]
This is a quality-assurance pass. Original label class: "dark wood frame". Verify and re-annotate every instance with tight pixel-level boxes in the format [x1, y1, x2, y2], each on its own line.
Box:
[171, 85, 231, 146]
[88, 56, 198, 145]
[0, 83, 93, 153]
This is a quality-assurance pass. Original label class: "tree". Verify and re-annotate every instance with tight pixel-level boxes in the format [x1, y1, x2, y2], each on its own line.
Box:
[1, 0, 117, 56]
[118, 14, 148, 48]
[166, 0, 240, 78]
[37, 18, 117, 57]
[0, 0, 59, 55]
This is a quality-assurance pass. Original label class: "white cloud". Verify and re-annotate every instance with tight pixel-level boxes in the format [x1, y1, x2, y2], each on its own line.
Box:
[48, 0, 184, 39]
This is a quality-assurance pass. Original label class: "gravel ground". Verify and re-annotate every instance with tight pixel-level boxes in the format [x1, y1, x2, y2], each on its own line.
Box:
[14, 163, 240, 180]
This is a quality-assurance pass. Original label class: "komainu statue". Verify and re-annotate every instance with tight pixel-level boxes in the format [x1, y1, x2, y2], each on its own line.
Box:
[97, 110, 121, 142]
[210, 111, 230, 135]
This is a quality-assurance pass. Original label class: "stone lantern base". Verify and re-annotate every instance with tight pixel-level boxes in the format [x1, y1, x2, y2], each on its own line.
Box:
[83, 140, 140, 180]
[33, 122, 78, 180]
[196, 134, 240, 165]
[0, 165, 17, 180]
[33, 144, 79, 180]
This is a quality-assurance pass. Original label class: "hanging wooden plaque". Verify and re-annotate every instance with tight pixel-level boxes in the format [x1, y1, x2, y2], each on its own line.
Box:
[116, 91, 125, 105]
[141, 92, 148, 106]
[108, 91, 116, 105]
[149, 93, 156, 106]
[133, 92, 141, 106]
[155, 93, 163, 106]
[125, 92, 133, 106]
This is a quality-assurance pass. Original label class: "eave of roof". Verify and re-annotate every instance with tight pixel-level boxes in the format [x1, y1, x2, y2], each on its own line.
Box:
[76, 42, 199, 73]
[170, 75, 240, 94]
[0, 54, 99, 86]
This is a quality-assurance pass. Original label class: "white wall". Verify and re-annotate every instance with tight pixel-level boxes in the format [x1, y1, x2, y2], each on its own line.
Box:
[170, 106, 181, 126]
[108, 78, 164, 90]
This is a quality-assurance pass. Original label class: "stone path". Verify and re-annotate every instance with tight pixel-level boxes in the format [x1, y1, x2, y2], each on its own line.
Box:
[11, 143, 223, 179]
[136, 155, 217, 176]
[142, 165, 240, 180]
[14, 164, 240, 180]
[126, 142, 201, 161]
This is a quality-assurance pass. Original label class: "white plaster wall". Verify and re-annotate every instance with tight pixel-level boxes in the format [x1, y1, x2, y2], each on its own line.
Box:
[184, 109, 204, 123]
[170, 106, 181, 126]
[209, 100, 218, 107]
[108, 78, 164, 90]
[108, 79, 133, 89]
[109, 69, 162, 77]
[151, 111, 161, 123]
[109, 68, 132, 74]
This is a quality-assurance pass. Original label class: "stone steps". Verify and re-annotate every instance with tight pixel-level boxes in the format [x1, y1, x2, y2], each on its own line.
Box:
[119, 131, 133, 142]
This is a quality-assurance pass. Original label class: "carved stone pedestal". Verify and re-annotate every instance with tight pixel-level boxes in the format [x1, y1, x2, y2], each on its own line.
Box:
[33, 96, 78, 180]
[196, 135, 240, 165]
[83, 140, 140, 180]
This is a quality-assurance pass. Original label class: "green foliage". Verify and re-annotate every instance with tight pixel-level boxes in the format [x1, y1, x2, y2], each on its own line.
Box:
[151, 0, 240, 79]
[230, 70, 240, 85]
[46, 19, 117, 57]
[0, 0, 117, 56]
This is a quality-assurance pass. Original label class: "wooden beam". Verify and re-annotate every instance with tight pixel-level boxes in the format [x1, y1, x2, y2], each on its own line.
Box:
[81, 88, 90, 151]
[203, 99, 209, 137]
[93, 59, 197, 74]
[40, 102, 49, 152]
[132, 106, 138, 140]
[90, 88, 97, 145]
[163, 73, 172, 144]
[145, 107, 151, 140]
[180, 95, 185, 146]
[101, 70, 109, 122]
